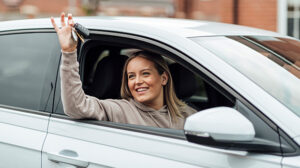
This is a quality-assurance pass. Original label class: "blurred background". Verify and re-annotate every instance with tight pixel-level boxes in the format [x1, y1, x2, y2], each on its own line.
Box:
[0, 0, 300, 38]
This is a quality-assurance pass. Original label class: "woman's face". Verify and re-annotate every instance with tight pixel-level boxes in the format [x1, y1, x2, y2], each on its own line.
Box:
[127, 56, 168, 109]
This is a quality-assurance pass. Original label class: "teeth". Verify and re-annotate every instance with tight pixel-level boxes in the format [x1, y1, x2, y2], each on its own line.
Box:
[137, 88, 147, 92]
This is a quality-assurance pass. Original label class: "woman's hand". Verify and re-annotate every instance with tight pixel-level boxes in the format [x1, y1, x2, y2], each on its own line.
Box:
[51, 13, 77, 52]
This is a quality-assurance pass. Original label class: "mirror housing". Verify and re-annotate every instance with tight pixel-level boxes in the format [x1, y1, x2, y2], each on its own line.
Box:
[184, 107, 257, 151]
[184, 107, 289, 153]
[185, 107, 255, 142]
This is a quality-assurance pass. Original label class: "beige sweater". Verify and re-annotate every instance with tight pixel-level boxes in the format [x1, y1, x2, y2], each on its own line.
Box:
[60, 50, 196, 129]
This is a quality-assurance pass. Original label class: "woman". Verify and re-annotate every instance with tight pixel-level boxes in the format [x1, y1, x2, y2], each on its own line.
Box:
[51, 13, 195, 129]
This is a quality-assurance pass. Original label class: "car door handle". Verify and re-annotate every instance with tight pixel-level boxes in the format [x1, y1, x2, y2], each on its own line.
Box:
[47, 149, 89, 167]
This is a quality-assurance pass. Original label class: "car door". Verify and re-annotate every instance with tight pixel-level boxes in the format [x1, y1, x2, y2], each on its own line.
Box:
[42, 31, 286, 168]
[0, 31, 60, 167]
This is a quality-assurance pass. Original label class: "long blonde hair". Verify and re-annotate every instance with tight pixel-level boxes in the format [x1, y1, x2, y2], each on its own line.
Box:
[120, 51, 185, 122]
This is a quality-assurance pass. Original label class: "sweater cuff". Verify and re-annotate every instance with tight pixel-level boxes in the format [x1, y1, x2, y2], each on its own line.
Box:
[61, 50, 77, 66]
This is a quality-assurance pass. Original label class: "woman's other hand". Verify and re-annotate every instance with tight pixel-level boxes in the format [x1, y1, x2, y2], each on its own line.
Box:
[51, 13, 77, 52]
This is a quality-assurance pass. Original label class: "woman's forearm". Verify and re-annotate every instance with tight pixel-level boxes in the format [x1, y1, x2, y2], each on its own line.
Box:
[60, 50, 107, 120]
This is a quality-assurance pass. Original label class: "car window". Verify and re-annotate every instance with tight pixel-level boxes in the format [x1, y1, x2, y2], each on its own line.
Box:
[235, 100, 281, 149]
[0, 32, 60, 112]
[54, 40, 235, 119]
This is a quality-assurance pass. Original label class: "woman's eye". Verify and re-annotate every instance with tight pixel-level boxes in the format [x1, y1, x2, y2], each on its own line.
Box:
[128, 74, 134, 79]
[143, 72, 150, 76]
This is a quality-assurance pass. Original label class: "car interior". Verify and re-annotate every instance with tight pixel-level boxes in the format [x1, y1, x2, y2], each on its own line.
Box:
[79, 41, 235, 112]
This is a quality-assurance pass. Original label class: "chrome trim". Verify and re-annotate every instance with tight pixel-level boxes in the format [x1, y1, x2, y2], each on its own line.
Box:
[50, 113, 186, 140]
[0, 29, 55, 35]
[185, 131, 210, 138]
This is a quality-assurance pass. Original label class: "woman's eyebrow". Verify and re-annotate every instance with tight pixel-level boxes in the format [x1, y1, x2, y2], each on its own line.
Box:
[141, 68, 152, 71]
[127, 68, 152, 74]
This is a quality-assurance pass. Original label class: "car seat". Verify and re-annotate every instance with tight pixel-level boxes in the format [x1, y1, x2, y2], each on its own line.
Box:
[87, 54, 128, 99]
[169, 63, 197, 100]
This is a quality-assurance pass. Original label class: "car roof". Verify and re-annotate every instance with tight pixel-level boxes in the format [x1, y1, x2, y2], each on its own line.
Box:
[0, 16, 282, 38]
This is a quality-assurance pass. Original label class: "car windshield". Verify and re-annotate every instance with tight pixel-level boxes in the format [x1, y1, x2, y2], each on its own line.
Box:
[191, 36, 300, 117]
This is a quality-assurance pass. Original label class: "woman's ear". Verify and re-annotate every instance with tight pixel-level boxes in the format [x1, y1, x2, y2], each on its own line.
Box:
[161, 72, 168, 85]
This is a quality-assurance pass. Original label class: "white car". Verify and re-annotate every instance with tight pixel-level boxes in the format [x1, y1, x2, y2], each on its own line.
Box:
[0, 17, 299, 168]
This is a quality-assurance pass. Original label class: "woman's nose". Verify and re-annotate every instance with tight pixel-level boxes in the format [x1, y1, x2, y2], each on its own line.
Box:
[135, 75, 143, 84]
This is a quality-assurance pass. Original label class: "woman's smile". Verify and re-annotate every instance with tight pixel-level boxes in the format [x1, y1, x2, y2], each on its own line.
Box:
[135, 87, 149, 94]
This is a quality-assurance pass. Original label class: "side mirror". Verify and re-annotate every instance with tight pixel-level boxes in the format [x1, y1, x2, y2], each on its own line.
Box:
[184, 107, 292, 153]
[184, 107, 255, 150]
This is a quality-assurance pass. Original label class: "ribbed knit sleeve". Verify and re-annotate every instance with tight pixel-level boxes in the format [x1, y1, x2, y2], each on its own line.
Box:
[60, 50, 110, 120]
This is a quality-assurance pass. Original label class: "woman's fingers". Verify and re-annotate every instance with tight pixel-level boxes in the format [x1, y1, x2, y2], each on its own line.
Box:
[50, 17, 59, 32]
[51, 12, 74, 32]
[61, 12, 66, 27]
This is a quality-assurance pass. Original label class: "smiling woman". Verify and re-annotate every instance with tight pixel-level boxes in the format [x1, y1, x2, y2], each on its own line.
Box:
[52, 13, 195, 129]
[121, 51, 187, 123]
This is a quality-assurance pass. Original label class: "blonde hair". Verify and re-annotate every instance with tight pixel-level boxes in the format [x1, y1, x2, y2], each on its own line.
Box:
[120, 51, 185, 122]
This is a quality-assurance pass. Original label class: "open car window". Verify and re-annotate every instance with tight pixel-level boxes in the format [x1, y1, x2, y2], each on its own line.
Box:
[80, 45, 235, 114]
[54, 34, 235, 117]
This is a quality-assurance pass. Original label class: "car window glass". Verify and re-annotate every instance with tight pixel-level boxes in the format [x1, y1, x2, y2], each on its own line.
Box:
[245, 36, 300, 79]
[192, 36, 300, 117]
[0, 33, 60, 111]
[235, 100, 280, 144]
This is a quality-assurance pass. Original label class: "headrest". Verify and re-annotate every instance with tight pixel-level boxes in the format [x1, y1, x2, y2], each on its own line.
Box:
[91, 55, 127, 99]
[169, 63, 197, 99]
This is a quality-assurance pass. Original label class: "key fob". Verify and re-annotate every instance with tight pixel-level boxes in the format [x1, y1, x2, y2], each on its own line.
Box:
[74, 23, 90, 38]
[71, 29, 78, 42]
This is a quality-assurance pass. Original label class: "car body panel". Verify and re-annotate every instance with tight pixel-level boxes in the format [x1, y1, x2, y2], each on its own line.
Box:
[0, 107, 49, 167]
[282, 156, 300, 168]
[43, 134, 200, 168]
[294, 136, 300, 146]
[42, 117, 282, 168]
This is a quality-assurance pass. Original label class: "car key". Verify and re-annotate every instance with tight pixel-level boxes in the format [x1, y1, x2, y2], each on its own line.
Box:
[74, 23, 90, 38]
[71, 23, 90, 43]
